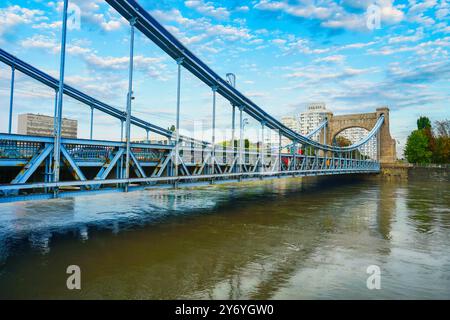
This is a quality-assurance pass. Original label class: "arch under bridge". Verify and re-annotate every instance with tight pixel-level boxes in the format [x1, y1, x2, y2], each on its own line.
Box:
[0, 0, 393, 203]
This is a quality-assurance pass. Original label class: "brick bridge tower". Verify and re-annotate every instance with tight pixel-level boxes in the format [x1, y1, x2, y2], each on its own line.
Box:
[320, 107, 396, 163]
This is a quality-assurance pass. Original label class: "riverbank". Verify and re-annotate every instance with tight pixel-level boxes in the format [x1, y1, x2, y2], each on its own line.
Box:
[381, 163, 449, 181]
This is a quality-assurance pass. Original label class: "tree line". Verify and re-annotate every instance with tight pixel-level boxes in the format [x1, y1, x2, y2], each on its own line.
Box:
[404, 116, 450, 164]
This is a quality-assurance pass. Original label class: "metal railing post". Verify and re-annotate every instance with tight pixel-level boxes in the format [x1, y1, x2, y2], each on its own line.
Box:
[53, 0, 69, 187]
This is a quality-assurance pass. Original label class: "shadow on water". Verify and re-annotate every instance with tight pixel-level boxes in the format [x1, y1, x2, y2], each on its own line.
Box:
[0, 175, 449, 299]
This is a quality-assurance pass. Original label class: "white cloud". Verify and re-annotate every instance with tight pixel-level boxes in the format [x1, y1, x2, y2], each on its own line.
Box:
[368, 36, 450, 55]
[235, 6, 250, 12]
[286, 66, 374, 83]
[151, 8, 254, 46]
[19, 34, 169, 80]
[282, 38, 330, 55]
[184, 0, 230, 20]
[0, 5, 46, 42]
[314, 54, 345, 63]
[388, 27, 424, 43]
[254, 0, 404, 32]
[53, 0, 127, 32]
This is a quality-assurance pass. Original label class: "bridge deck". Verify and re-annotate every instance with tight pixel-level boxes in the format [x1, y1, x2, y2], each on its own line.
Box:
[0, 133, 379, 203]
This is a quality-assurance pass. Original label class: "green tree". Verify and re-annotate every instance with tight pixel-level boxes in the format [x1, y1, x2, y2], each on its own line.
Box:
[432, 137, 450, 163]
[168, 125, 176, 132]
[417, 116, 431, 130]
[335, 136, 352, 147]
[432, 120, 450, 163]
[404, 129, 432, 164]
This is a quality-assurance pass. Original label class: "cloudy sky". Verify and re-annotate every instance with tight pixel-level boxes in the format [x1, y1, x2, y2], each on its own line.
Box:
[0, 0, 449, 156]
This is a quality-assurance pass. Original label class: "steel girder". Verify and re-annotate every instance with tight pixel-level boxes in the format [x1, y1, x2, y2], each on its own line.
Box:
[105, 0, 384, 153]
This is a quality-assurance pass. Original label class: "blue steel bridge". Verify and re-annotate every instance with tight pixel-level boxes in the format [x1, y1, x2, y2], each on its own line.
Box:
[0, 0, 386, 203]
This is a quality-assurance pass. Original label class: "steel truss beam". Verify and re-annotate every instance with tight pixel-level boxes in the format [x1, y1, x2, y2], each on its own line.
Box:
[105, 0, 384, 153]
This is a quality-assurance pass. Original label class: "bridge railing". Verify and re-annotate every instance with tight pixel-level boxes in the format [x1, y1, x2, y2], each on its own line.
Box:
[0, 133, 169, 164]
[0, 139, 42, 160]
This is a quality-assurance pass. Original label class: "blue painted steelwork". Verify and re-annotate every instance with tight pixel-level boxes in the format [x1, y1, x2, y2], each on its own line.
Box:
[0, 1, 386, 203]
[0, 49, 208, 146]
[90, 106, 94, 140]
[106, 0, 375, 153]
[60, 144, 87, 182]
[53, 0, 69, 185]
[8, 66, 15, 134]
[10, 143, 54, 184]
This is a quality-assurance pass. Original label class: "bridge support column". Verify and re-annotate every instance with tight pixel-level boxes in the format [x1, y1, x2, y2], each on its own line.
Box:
[239, 106, 244, 174]
[90, 106, 94, 140]
[124, 17, 136, 192]
[174, 57, 184, 177]
[278, 130, 281, 173]
[293, 142, 297, 171]
[53, 89, 58, 134]
[260, 122, 265, 173]
[377, 132, 380, 162]
[8, 66, 15, 134]
[231, 105, 236, 172]
[53, 0, 69, 190]
[120, 120, 124, 142]
[210, 85, 217, 174]
[323, 121, 327, 157]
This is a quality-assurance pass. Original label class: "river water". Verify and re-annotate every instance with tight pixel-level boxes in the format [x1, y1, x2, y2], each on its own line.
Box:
[0, 176, 449, 299]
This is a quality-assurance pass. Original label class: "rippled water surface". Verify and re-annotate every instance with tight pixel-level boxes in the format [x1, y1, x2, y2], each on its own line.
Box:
[0, 176, 449, 299]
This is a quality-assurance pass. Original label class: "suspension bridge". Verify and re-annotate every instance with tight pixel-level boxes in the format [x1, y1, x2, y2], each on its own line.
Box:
[0, 0, 396, 203]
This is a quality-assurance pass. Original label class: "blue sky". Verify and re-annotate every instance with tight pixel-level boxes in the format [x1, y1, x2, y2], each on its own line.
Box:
[0, 0, 449, 156]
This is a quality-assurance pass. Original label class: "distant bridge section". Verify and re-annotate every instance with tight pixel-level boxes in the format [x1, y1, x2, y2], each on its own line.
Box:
[321, 107, 396, 163]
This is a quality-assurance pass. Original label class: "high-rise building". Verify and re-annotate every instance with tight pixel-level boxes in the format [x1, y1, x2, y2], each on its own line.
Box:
[338, 127, 377, 159]
[280, 103, 332, 148]
[280, 115, 301, 149]
[17, 113, 77, 138]
[298, 102, 331, 137]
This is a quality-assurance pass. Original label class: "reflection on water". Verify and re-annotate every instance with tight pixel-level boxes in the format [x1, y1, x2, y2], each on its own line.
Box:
[0, 176, 449, 299]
